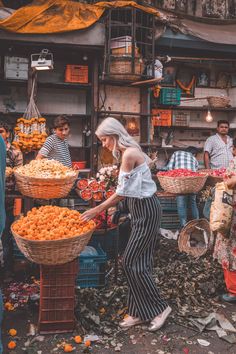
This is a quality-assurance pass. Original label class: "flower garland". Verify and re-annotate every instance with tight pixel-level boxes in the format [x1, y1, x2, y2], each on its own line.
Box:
[176, 76, 195, 95]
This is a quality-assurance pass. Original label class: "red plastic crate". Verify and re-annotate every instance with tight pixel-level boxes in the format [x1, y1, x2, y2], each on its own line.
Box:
[38, 260, 77, 334]
[65, 65, 88, 83]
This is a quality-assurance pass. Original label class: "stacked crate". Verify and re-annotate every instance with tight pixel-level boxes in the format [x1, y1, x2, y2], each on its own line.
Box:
[39, 260, 77, 334]
[158, 195, 180, 230]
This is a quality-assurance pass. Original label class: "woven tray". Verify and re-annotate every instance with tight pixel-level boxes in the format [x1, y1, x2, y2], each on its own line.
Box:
[178, 219, 213, 258]
[11, 222, 96, 265]
[200, 169, 224, 186]
[157, 174, 207, 194]
[14, 171, 78, 199]
[207, 96, 230, 108]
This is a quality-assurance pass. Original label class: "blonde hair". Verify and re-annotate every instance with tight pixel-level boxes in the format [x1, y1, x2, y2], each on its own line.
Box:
[95, 117, 142, 160]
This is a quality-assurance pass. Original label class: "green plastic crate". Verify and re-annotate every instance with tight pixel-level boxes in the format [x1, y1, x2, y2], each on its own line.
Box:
[159, 88, 181, 106]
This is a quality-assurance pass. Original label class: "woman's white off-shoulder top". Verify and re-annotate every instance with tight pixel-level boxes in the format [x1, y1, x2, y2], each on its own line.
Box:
[116, 162, 157, 199]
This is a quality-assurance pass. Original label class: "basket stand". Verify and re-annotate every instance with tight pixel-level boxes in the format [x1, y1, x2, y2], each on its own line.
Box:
[38, 259, 77, 334]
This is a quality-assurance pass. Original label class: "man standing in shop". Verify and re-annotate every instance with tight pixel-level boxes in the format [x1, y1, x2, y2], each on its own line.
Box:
[165, 147, 199, 229]
[204, 120, 233, 169]
[0, 134, 6, 354]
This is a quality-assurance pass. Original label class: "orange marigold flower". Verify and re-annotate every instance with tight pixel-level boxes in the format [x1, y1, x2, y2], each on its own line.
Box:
[64, 344, 74, 352]
[8, 341, 16, 350]
[5, 302, 14, 311]
[84, 340, 91, 347]
[74, 335, 82, 344]
[8, 328, 17, 336]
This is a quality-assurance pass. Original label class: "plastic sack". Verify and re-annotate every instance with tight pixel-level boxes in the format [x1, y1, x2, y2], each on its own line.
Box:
[210, 182, 233, 236]
[80, 246, 98, 257]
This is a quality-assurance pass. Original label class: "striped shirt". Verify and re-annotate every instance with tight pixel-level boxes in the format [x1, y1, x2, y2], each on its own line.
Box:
[166, 151, 199, 171]
[204, 134, 233, 169]
[39, 134, 72, 168]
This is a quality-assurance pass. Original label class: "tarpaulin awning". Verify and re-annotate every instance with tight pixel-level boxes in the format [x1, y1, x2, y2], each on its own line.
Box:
[0, 22, 105, 46]
[180, 18, 236, 45]
[0, 0, 164, 34]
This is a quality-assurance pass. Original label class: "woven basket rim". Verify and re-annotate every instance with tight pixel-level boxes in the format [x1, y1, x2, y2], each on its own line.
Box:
[178, 218, 211, 257]
[11, 221, 96, 245]
[14, 170, 78, 183]
[157, 174, 208, 180]
[207, 95, 230, 101]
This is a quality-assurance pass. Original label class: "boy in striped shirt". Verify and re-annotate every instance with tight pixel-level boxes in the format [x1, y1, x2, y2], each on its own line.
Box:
[37, 115, 72, 168]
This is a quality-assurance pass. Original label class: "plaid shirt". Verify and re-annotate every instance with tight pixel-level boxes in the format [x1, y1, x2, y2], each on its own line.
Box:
[204, 134, 233, 169]
[166, 151, 199, 171]
[6, 143, 23, 169]
[6, 143, 23, 209]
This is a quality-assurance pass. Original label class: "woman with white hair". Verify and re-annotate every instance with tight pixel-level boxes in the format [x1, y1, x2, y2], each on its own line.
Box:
[81, 117, 171, 331]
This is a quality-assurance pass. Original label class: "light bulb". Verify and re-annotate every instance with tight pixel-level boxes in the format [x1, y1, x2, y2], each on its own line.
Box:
[205, 110, 213, 123]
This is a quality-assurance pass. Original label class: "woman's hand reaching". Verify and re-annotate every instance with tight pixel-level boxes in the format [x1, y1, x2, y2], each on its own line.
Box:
[80, 207, 99, 222]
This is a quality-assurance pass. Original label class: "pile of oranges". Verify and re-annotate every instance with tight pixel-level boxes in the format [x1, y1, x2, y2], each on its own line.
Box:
[12, 206, 95, 241]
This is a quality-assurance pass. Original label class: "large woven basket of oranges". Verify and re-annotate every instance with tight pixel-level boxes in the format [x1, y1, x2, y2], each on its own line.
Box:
[14, 159, 78, 199]
[11, 206, 96, 265]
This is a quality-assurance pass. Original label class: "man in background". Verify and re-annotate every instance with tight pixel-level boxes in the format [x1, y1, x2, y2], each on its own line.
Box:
[0, 134, 6, 354]
[204, 120, 233, 169]
[166, 147, 199, 229]
[0, 121, 23, 280]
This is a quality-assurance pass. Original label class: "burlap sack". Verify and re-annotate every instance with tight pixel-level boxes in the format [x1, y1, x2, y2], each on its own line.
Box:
[210, 182, 233, 237]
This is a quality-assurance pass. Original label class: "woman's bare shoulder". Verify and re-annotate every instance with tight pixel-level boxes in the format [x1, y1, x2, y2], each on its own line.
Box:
[123, 147, 142, 158]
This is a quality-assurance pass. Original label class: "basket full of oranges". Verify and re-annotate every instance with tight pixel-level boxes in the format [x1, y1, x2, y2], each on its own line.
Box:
[11, 206, 96, 265]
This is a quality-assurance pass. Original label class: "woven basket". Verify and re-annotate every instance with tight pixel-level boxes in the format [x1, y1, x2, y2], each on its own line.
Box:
[14, 171, 78, 199]
[178, 219, 214, 258]
[207, 96, 230, 108]
[109, 57, 145, 81]
[11, 222, 96, 265]
[157, 174, 207, 194]
[200, 169, 223, 186]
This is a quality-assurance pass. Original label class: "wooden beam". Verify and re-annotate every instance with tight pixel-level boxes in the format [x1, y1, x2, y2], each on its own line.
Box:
[91, 56, 99, 173]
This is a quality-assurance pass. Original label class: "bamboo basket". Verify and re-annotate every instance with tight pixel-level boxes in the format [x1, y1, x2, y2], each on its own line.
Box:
[207, 96, 230, 108]
[178, 219, 214, 258]
[157, 174, 207, 194]
[200, 169, 224, 186]
[14, 171, 78, 199]
[109, 57, 145, 81]
[11, 222, 96, 265]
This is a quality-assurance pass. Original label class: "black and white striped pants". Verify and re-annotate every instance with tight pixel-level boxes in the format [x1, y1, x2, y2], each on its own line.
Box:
[122, 194, 168, 321]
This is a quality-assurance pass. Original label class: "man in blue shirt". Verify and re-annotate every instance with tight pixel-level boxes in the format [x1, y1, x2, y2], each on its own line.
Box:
[166, 147, 199, 229]
[0, 135, 6, 354]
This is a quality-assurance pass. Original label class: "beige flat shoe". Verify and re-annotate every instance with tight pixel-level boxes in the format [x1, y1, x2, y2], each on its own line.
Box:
[148, 306, 172, 332]
[119, 315, 145, 329]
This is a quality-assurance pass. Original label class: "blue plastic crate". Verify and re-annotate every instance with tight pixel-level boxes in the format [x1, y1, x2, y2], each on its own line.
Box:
[89, 228, 118, 260]
[76, 243, 107, 289]
[159, 197, 177, 212]
[161, 212, 180, 230]
[159, 88, 181, 106]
